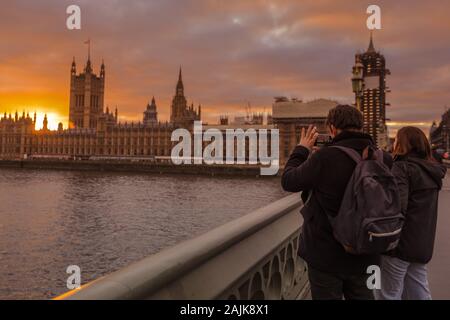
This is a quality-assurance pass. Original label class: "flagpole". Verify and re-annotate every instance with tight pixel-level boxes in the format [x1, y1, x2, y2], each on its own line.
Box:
[84, 38, 91, 61]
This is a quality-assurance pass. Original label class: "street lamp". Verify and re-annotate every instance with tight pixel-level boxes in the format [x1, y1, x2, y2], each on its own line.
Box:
[352, 60, 364, 110]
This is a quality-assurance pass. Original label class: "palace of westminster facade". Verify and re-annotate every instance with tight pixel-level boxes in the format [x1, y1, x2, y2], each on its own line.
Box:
[1, 35, 393, 165]
[0, 57, 201, 159]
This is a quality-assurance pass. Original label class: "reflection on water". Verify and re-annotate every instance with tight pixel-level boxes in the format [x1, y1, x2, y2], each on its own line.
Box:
[0, 168, 286, 299]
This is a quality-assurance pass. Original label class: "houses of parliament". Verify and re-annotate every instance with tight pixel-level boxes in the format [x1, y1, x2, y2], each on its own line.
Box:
[0, 55, 201, 159]
[1, 35, 394, 165]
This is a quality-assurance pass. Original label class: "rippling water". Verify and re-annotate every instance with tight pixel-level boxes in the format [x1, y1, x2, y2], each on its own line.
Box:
[0, 168, 286, 299]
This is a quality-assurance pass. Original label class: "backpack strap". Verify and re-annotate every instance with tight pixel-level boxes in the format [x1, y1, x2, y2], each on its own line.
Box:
[330, 146, 362, 164]
[332, 145, 385, 164]
[374, 149, 385, 164]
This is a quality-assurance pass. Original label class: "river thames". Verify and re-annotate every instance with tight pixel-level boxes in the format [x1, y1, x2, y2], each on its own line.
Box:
[0, 169, 449, 299]
[0, 168, 286, 299]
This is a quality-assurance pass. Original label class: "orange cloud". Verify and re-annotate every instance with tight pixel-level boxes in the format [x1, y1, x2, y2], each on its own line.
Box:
[1, 0, 449, 128]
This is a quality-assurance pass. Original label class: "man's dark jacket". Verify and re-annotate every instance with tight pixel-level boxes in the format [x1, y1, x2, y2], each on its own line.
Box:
[281, 131, 393, 275]
[389, 154, 447, 264]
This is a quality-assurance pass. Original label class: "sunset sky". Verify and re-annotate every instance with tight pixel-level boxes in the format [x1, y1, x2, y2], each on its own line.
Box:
[1, 0, 449, 134]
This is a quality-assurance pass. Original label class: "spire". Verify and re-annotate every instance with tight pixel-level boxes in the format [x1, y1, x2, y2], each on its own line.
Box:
[84, 39, 92, 73]
[144, 96, 158, 125]
[367, 31, 376, 53]
[43, 114, 48, 130]
[71, 57, 76, 75]
[85, 60, 92, 73]
[176, 66, 184, 96]
[100, 58, 105, 78]
[147, 96, 157, 111]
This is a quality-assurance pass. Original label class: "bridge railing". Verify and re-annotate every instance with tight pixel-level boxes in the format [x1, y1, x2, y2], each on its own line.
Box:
[57, 193, 309, 300]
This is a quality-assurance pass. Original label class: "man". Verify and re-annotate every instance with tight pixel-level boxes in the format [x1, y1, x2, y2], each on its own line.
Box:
[281, 105, 393, 300]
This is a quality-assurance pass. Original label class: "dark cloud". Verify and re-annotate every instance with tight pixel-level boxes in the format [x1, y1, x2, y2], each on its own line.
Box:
[1, 0, 449, 130]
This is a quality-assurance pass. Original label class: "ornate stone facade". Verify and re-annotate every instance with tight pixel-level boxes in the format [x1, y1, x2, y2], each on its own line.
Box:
[143, 97, 158, 126]
[0, 58, 200, 160]
[430, 109, 450, 152]
[69, 56, 105, 129]
[272, 97, 338, 166]
[170, 68, 201, 129]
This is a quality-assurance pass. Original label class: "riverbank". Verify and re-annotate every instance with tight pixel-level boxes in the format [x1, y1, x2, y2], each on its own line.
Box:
[0, 159, 276, 177]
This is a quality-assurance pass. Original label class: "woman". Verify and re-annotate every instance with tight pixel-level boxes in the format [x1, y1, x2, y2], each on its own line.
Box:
[376, 127, 447, 300]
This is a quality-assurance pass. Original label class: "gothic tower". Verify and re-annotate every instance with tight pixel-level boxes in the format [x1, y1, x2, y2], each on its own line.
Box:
[170, 68, 201, 128]
[143, 96, 158, 126]
[69, 50, 105, 129]
[352, 33, 391, 149]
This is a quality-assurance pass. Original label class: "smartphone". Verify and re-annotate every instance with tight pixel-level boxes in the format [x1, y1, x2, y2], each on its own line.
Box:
[314, 134, 332, 147]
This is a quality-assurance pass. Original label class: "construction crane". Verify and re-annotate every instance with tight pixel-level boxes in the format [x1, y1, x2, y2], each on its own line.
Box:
[245, 102, 252, 123]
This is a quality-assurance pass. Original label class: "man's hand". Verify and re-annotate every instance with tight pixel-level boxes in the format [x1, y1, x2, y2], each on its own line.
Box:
[298, 125, 319, 151]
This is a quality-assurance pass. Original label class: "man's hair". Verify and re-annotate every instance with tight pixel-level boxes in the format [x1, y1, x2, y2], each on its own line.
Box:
[326, 104, 363, 131]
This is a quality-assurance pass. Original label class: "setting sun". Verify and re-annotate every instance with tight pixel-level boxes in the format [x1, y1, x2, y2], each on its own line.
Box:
[34, 112, 66, 130]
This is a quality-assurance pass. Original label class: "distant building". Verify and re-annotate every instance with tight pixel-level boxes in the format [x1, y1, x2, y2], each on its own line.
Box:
[430, 109, 450, 152]
[69, 56, 105, 129]
[233, 116, 248, 125]
[0, 55, 201, 159]
[170, 68, 201, 129]
[143, 97, 158, 126]
[0, 111, 36, 156]
[272, 97, 339, 165]
[202, 123, 277, 165]
[352, 34, 391, 150]
[233, 113, 272, 126]
[430, 121, 438, 139]
[219, 115, 229, 125]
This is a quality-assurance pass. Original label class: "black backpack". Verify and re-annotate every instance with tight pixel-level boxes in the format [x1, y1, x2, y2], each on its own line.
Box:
[329, 146, 404, 255]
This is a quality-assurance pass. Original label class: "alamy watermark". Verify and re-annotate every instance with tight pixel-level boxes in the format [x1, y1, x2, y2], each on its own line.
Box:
[367, 5, 382, 30]
[367, 265, 381, 290]
[66, 265, 81, 290]
[171, 121, 279, 176]
[66, 5, 81, 30]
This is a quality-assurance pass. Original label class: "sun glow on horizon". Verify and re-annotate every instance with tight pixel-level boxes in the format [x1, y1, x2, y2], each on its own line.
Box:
[0, 104, 67, 131]
[34, 112, 67, 130]
[386, 121, 432, 138]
